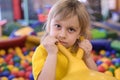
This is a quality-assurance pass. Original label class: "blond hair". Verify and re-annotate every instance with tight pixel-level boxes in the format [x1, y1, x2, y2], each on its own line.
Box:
[44, 0, 91, 39]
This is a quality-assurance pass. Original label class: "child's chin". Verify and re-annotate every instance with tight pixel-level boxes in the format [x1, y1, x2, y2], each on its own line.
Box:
[64, 45, 70, 49]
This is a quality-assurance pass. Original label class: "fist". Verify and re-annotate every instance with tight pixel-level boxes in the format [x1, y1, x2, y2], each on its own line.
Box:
[78, 39, 92, 56]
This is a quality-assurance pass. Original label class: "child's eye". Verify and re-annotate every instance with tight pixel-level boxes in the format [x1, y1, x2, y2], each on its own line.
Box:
[55, 24, 61, 29]
[68, 28, 75, 33]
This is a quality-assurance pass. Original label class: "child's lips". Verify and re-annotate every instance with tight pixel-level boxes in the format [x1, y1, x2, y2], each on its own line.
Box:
[59, 41, 67, 45]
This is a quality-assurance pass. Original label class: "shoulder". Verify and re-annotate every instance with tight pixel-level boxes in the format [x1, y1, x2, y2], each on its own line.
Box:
[32, 44, 47, 60]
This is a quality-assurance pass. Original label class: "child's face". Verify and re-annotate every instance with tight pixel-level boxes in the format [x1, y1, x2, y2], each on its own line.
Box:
[49, 15, 81, 48]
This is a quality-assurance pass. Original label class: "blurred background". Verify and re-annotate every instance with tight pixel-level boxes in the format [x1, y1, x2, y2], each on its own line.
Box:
[0, 0, 120, 80]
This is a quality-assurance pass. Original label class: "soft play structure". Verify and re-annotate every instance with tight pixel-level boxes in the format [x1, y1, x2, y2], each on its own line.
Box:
[57, 43, 117, 80]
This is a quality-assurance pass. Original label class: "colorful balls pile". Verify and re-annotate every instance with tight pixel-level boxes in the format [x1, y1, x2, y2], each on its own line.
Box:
[0, 47, 35, 80]
[92, 49, 120, 80]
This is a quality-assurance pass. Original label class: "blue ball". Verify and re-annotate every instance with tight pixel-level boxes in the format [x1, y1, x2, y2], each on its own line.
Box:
[14, 63, 20, 67]
[96, 60, 103, 66]
[2, 71, 10, 77]
[105, 51, 111, 57]
[29, 73, 34, 80]
[8, 75, 15, 80]
[13, 56, 21, 63]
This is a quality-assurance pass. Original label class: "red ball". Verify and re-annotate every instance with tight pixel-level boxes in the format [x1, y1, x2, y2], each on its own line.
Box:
[11, 71, 18, 77]
[8, 60, 14, 65]
[104, 60, 112, 66]
[25, 71, 31, 78]
[5, 54, 13, 62]
[21, 61, 29, 68]
[26, 66, 32, 72]
[98, 65, 106, 72]
[18, 70, 25, 77]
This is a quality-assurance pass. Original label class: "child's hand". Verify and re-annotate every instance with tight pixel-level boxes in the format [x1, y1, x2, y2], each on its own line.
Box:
[78, 39, 92, 57]
[41, 34, 58, 55]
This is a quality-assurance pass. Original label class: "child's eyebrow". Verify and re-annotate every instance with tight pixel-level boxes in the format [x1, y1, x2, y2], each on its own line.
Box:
[53, 19, 60, 23]
[68, 25, 79, 29]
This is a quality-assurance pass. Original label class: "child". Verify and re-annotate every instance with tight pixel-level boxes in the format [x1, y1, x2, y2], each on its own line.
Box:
[32, 0, 98, 80]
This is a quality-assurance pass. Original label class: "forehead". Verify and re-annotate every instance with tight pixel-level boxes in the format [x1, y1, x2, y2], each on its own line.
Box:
[52, 14, 80, 28]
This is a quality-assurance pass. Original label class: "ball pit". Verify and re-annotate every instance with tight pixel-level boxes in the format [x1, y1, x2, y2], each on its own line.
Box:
[0, 35, 120, 80]
[92, 48, 120, 80]
[0, 46, 35, 80]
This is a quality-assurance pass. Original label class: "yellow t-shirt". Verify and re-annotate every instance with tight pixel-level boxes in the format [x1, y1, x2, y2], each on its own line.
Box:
[32, 44, 84, 80]
[32, 44, 117, 80]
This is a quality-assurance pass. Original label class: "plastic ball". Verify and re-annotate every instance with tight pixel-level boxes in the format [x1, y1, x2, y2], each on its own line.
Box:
[8, 60, 14, 65]
[18, 66, 24, 70]
[115, 62, 120, 68]
[111, 54, 116, 58]
[13, 56, 21, 63]
[0, 49, 6, 56]
[29, 73, 34, 80]
[114, 68, 120, 80]
[26, 66, 32, 72]
[104, 60, 112, 66]
[22, 47, 27, 53]
[29, 51, 34, 57]
[2, 71, 10, 77]
[21, 61, 29, 68]
[112, 58, 117, 65]
[18, 70, 25, 77]
[18, 77, 25, 80]
[11, 71, 18, 77]
[111, 50, 116, 55]
[100, 57, 110, 62]
[0, 76, 8, 80]
[8, 75, 15, 80]
[0, 58, 4, 64]
[1, 63, 7, 67]
[96, 60, 103, 66]
[116, 53, 120, 58]
[108, 67, 115, 74]
[98, 65, 106, 72]
[23, 51, 29, 56]
[25, 71, 31, 78]
[7, 65, 14, 72]
[99, 50, 106, 56]
[3, 66, 9, 71]
[5, 54, 13, 62]
[11, 67, 19, 76]
[109, 65, 116, 70]
[14, 63, 20, 67]
[105, 51, 111, 57]
[101, 63, 109, 70]
[104, 70, 113, 76]
[8, 48, 14, 53]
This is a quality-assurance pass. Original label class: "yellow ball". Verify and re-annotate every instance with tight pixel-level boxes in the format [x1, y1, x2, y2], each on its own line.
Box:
[7, 65, 14, 72]
[100, 50, 106, 55]
[114, 68, 120, 80]
[0, 49, 6, 56]
[8, 48, 14, 53]
[101, 63, 109, 70]
[1, 77, 8, 80]
[0, 58, 4, 64]
[104, 70, 113, 76]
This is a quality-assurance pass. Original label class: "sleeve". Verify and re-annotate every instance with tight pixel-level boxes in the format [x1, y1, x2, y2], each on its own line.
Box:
[32, 45, 47, 80]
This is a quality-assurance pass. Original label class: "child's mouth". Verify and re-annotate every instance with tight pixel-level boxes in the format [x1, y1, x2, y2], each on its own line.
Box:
[59, 41, 67, 46]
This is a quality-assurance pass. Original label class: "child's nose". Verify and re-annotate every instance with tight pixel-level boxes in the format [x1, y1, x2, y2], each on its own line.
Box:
[59, 30, 67, 39]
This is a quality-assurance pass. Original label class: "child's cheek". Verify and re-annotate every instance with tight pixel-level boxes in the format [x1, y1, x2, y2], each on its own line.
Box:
[49, 31, 57, 37]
